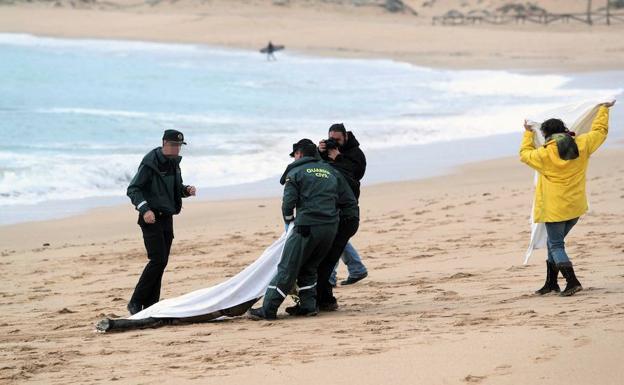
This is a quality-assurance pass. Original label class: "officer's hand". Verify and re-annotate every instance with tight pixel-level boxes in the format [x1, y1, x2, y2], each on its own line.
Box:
[327, 148, 340, 160]
[602, 100, 616, 108]
[187, 185, 197, 196]
[523, 120, 534, 132]
[318, 140, 327, 153]
[143, 210, 156, 224]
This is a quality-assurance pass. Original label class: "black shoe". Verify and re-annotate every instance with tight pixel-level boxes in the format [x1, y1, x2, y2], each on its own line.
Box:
[285, 305, 319, 317]
[127, 302, 142, 315]
[341, 272, 368, 286]
[559, 264, 583, 297]
[248, 307, 276, 320]
[318, 302, 339, 312]
[535, 261, 561, 295]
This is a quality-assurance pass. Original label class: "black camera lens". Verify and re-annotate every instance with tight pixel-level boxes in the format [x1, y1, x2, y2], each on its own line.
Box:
[325, 138, 339, 150]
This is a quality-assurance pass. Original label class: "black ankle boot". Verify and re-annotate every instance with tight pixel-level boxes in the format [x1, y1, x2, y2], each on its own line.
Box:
[285, 305, 319, 317]
[558, 264, 583, 297]
[127, 302, 143, 315]
[248, 307, 277, 320]
[535, 261, 561, 295]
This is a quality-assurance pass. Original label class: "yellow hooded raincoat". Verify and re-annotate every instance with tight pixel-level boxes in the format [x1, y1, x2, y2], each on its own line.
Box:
[520, 106, 609, 223]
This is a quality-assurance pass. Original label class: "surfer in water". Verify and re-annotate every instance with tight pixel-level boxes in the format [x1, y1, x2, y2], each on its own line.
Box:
[261, 41, 284, 61]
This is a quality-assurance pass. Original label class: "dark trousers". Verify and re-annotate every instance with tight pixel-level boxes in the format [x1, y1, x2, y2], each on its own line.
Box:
[262, 222, 338, 317]
[130, 214, 174, 308]
[316, 216, 359, 305]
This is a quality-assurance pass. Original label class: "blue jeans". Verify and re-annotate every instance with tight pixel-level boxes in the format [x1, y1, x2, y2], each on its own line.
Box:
[545, 218, 579, 266]
[329, 242, 368, 285]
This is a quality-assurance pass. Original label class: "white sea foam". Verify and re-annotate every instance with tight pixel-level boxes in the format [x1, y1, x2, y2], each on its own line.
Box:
[0, 34, 621, 211]
[0, 33, 249, 57]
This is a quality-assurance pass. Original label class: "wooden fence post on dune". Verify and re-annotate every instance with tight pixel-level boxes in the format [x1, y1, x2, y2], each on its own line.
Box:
[431, 2, 624, 26]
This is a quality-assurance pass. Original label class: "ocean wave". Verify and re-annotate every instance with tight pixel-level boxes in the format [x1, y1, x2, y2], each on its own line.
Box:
[0, 151, 289, 206]
[32, 107, 342, 129]
[431, 71, 572, 97]
[0, 33, 261, 58]
[2, 34, 622, 209]
[0, 100, 589, 206]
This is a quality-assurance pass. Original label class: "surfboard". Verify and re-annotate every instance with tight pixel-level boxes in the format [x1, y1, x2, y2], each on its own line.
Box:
[260, 45, 285, 54]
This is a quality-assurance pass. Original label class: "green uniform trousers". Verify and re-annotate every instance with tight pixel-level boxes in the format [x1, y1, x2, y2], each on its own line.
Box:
[261, 222, 338, 317]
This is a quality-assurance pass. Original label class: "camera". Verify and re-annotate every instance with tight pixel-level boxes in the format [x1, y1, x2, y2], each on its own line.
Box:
[324, 138, 339, 150]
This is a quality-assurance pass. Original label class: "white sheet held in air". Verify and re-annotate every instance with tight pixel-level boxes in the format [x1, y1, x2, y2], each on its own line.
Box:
[129, 226, 293, 320]
[523, 98, 613, 264]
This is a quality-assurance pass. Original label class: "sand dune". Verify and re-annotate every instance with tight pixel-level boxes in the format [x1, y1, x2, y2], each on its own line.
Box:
[1, 0, 623, 71]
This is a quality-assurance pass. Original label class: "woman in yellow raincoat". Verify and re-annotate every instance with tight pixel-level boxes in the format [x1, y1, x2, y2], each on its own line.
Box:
[520, 100, 615, 296]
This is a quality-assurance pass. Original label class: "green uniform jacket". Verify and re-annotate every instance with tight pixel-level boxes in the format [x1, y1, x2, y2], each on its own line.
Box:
[279, 156, 358, 225]
[127, 147, 190, 215]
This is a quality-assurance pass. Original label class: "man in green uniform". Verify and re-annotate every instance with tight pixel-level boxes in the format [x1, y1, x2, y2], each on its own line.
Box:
[249, 139, 354, 320]
[285, 160, 360, 315]
[126, 129, 196, 315]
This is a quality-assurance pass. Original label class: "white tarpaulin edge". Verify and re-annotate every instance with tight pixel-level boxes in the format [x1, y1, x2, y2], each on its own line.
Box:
[129, 226, 294, 320]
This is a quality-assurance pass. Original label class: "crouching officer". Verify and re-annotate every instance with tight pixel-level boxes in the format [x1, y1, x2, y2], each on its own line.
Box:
[126, 129, 196, 315]
[285, 156, 359, 316]
[249, 139, 352, 320]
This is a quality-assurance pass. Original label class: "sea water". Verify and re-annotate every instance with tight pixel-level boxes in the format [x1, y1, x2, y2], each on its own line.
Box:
[0, 33, 621, 224]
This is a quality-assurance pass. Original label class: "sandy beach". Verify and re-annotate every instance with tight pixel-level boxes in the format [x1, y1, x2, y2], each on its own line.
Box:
[1, 0, 624, 384]
[1, 146, 623, 384]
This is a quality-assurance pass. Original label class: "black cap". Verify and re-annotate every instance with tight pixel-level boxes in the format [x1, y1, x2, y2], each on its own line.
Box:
[163, 129, 187, 145]
[290, 138, 315, 157]
[328, 123, 346, 134]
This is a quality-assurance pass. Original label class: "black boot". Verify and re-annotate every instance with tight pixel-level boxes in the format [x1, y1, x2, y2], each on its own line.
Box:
[248, 307, 276, 321]
[341, 272, 368, 286]
[317, 296, 339, 312]
[127, 302, 143, 315]
[285, 305, 319, 317]
[318, 301, 339, 312]
[558, 264, 583, 297]
[535, 261, 561, 295]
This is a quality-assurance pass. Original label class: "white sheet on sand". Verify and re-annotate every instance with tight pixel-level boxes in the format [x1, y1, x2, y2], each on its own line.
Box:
[129, 226, 293, 320]
[523, 98, 614, 264]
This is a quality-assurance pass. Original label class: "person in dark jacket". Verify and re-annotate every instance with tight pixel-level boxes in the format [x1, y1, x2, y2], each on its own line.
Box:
[319, 123, 368, 285]
[126, 129, 196, 315]
[311, 163, 360, 312]
[249, 139, 357, 320]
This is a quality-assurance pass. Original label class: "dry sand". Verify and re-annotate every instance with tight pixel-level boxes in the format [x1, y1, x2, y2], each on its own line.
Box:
[1, 0, 624, 71]
[1, 147, 623, 384]
[1, 1, 624, 383]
